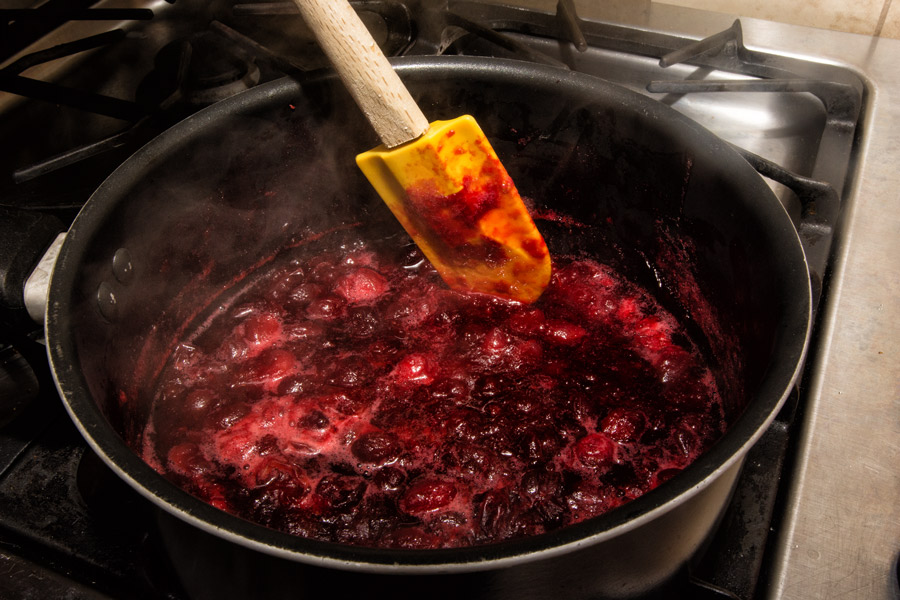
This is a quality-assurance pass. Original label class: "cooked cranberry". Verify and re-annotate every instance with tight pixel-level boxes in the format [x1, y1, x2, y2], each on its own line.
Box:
[242, 312, 281, 347]
[399, 480, 457, 514]
[475, 490, 511, 538]
[314, 474, 366, 511]
[309, 261, 337, 283]
[520, 467, 563, 501]
[482, 327, 510, 354]
[351, 431, 402, 465]
[329, 390, 371, 416]
[208, 402, 249, 430]
[473, 374, 512, 400]
[533, 498, 566, 528]
[391, 353, 434, 385]
[601, 408, 647, 443]
[335, 267, 389, 304]
[574, 433, 617, 468]
[343, 307, 379, 338]
[520, 429, 563, 462]
[373, 466, 406, 491]
[241, 348, 294, 383]
[508, 307, 545, 335]
[288, 283, 322, 306]
[277, 374, 317, 396]
[452, 443, 501, 478]
[327, 355, 375, 388]
[254, 457, 297, 487]
[431, 377, 469, 401]
[269, 266, 306, 299]
[384, 526, 441, 549]
[306, 295, 345, 320]
[167, 443, 214, 478]
[542, 320, 586, 345]
[566, 482, 618, 518]
[298, 410, 330, 431]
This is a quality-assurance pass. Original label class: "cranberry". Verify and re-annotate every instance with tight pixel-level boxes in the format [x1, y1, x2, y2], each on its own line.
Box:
[184, 388, 216, 413]
[281, 440, 319, 459]
[542, 320, 586, 345]
[242, 312, 281, 347]
[351, 431, 402, 465]
[574, 433, 617, 468]
[566, 481, 618, 518]
[384, 526, 441, 549]
[277, 374, 317, 396]
[508, 308, 545, 336]
[475, 489, 511, 538]
[328, 390, 371, 416]
[601, 408, 647, 443]
[306, 295, 345, 320]
[288, 282, 322, 306]
[430, 377, 470, 401]
[241, 348, 294, 384]
[254, 457, 298, 488]
[314, 474, 365, 511]
[399, 480, 457, 514]
[343, 306, 379, 338]
[633, 316, 672, 353]
[269, 266, 306, 299]
[208, 401, 250, 430]
[482, 327, 510, 354]
[391, 353, 434, 385]
[298, 410, 330, 431]
[520, 429, 563, 462]
[167, 443, 214, 478]
[520, 467, 563, 501]
[451, 443, 501, 478]
[373, 466, 406, 491]
[335, 267, 389, 304]
[327, 355, 375, 388]
[283, 320, 325, 341]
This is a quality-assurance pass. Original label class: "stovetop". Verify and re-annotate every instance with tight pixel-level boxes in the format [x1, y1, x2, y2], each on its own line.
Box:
[1, 2, 898, 599]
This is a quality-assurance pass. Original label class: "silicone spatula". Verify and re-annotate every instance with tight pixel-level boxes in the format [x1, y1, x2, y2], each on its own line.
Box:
[291, 0, 551, 303]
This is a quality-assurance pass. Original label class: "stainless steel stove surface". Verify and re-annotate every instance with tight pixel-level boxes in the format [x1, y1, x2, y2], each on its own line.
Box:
[0, 2, 897, 599]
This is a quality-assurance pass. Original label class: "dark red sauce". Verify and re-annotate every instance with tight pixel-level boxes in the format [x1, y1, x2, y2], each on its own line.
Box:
[142, 232, 725, 549]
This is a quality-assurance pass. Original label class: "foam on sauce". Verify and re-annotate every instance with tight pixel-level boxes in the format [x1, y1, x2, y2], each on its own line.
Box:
[142, 232, 726, 549]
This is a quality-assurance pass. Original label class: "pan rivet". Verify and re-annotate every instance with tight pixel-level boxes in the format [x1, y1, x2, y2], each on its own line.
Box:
[97, 282, 119, 321]
[112, 248, 134, 284]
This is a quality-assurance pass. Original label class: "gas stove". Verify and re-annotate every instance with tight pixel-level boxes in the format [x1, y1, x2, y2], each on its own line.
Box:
[1, 2, 898, 599]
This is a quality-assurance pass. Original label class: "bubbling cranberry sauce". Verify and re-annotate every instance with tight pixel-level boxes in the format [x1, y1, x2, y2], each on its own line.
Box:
[142, 230, 726, 549]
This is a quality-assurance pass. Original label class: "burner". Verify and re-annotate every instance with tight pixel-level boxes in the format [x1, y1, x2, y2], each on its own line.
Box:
[0, 346, 39, 430]
[136, 31, 261, 110]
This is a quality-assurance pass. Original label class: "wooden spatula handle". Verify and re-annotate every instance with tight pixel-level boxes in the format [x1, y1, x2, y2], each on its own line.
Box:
[292, 0, 429, 148]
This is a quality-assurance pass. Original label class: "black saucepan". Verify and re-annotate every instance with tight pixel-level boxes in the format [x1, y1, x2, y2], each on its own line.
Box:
[35, 57, 810, 599]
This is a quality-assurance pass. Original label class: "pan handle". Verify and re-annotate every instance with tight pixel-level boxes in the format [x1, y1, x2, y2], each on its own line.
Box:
[0, 207, 66, 330]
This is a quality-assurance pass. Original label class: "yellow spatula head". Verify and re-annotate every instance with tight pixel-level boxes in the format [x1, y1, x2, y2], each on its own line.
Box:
[356, 115, 551, 303]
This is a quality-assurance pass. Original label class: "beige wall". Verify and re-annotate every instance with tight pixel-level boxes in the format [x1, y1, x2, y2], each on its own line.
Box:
[655, 0, 900, 38]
